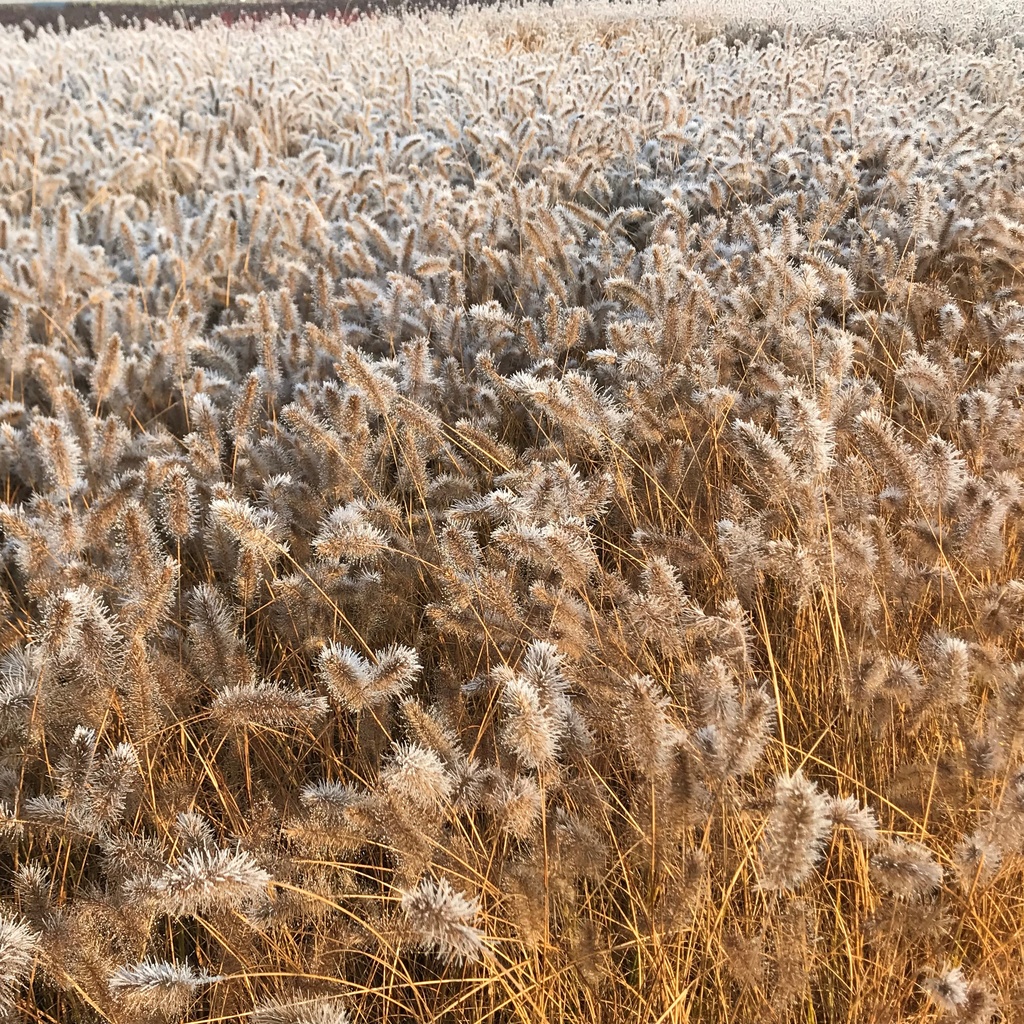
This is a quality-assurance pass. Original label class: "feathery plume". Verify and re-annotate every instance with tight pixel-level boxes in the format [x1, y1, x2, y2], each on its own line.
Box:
[827, 796, 879, 846]
[29, 417, 83, 497]
[870, 839, 943, 899]
[921, 966, 968, 1014]
[210, 680, 329, 732]
[500, 675, 561, 771]
[0, 913, 39, 1016]
[313, 504, 390, 562]
[619, 674, 676, 779]
[250, 993, 351, 1024]
[142, 847, 272, 918]
[400, 876, 485, 963]
[317, 643, 420, 712]
[211, 498, 287, 561]
[759, 771, 833, 891]
[110, 959, 221, 1017]
[381, 742, 452, 811]
[160, 464, 198, 541]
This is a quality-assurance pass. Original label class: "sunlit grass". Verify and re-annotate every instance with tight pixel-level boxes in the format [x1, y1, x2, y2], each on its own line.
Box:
[0, 2, 1023, 1022]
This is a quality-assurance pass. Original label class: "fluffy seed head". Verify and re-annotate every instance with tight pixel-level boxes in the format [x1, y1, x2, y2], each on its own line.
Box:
[497, 774, 543, 840]
[381, 742, 452, 810]
[827, 796, 879, 846]
[400, 876, 485, 963]
[317, 643, 419, 712]
[501, 676, 560, 770]
[920, 966, 968, 1014]
[161, 464, 198, 541]
[142, 847, 272, 918]
[619, 674, 676, 779]
[759, 771, 833, 891]
[0, 913, 39, 1015]
[870, 839, 944, 899]
[29, 417, 82, 497]
[110, 959, 221, 1017]
[209, 681, 329, 731]
[314, 504, 389, 561]
[250, 993, 351, 1024]
[211, 498, 287, 560]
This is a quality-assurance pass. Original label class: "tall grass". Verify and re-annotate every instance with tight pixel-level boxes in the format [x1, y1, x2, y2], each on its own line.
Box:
[1, 2, 1024, 1021]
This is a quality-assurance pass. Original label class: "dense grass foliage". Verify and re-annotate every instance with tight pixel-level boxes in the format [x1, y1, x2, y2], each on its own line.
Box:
[1, 2, 1024, 1021]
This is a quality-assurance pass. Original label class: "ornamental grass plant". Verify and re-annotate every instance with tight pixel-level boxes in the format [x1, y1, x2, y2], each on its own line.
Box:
[2, 1, 1024, 1020]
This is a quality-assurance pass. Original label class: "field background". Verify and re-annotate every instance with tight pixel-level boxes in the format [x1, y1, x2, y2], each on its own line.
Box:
[2, 2, 1024, 1023]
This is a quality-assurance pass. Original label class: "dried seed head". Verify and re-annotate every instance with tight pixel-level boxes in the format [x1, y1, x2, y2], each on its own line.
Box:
[400, 876, 485, 963]
[110, 959, 221, 1017]
[317, 643, 419, 712]
[953, 831, 1002, 890]
[250, 992, 351, 1024]
[188, 583, 250, 689]
[400, 699, 461, 764]
[938, 302, 965, 341]
[722, 925, 766, 989]
[141, 847, 272, 918]
[0, 912, 39, 1015]
[29, 416, 83, 497]
[368, 644, 422, 701]
[496, 774, 543, 840]
[210, 681, 329, 732]
[175, 811, 218, 853]
[318, 644, 372, 710]
[501, 676, 561, 770]
[920, 966, 968, 1014]
[90, 743, 140, 824]
[38, 587, 88, 665]
[959, 979, 998, 1024]
[381, 742, 452, 810]
[54, 724, 98, 801]
[13, 862, 51, 921]
[618, 673, 675, 779]
[314, 504, 389, 561]
[759, 771, 833, 891]
[232, 371, 264, 444]
[870, 839, 943, 899]
[160, 464, 198, 541]
[211, 498, 287, 560]
[827, 796, 879, 846]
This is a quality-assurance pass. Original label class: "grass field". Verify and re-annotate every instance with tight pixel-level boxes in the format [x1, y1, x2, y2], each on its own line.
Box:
[0, 0, 369, 32]
[1, 1, 1024, 1022]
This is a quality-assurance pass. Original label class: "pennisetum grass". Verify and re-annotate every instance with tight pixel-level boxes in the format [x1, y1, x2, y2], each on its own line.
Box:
[1, 0, 1023, 1021]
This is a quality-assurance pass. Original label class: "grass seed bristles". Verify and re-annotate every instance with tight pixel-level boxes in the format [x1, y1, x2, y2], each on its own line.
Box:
[2, 2, 1024, 1020]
